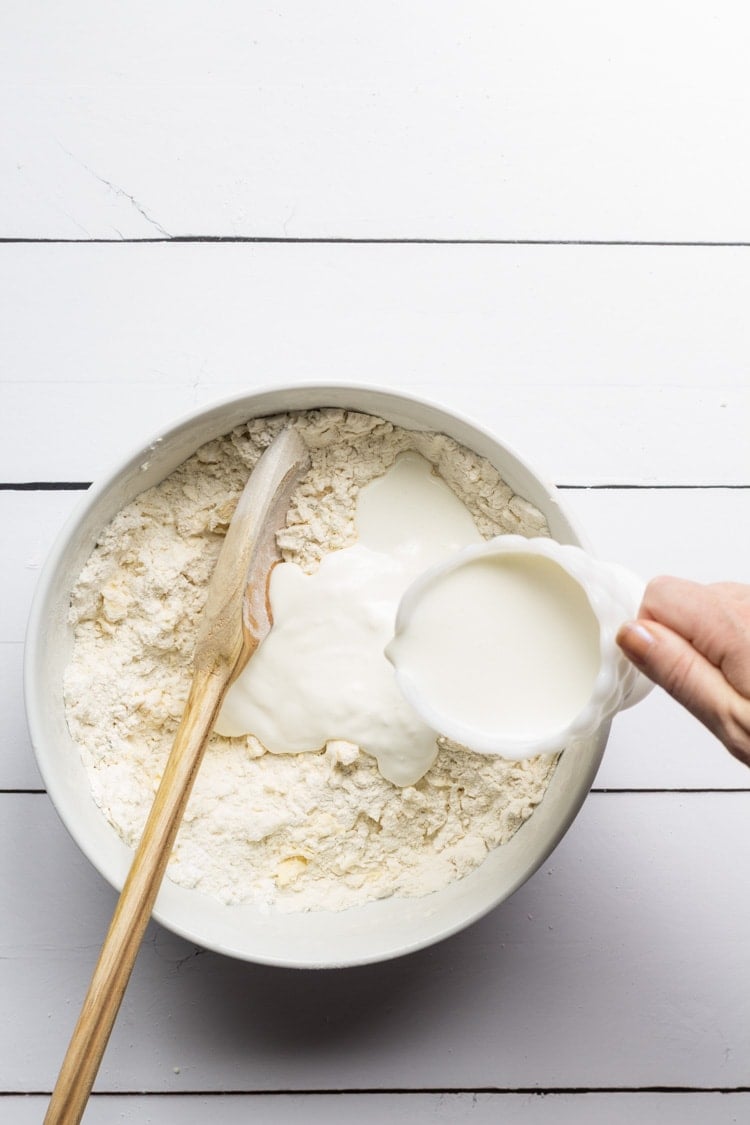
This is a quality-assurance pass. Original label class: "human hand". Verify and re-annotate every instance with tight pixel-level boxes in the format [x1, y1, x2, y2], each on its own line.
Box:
[616, 577, 750, 767]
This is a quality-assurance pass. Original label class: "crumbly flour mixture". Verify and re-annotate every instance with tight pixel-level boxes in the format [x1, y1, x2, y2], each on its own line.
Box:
[64, 410, 557, 912]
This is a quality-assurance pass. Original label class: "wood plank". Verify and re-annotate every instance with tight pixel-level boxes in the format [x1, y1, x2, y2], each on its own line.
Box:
[0, 644, 42, 790]
[5, 792, 750, 1092]
[5, 244, 750, 392]
[0, 491, 82, 643]
[6, 381, 747, 487]
[564, 488, 750, 585]
[7, 1093, 750, 1123]
[3, 3, 750, 240]
[2, 243, 749, 484]
[6, 487, 750, 792]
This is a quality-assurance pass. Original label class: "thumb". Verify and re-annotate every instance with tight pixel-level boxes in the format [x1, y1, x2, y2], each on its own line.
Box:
[616, 619, 750, 766]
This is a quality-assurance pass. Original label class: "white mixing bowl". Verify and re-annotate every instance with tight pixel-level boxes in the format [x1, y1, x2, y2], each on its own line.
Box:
[24, 385, 607, 968]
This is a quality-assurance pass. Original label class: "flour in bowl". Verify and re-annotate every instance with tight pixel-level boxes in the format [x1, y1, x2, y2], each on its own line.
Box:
[64, 410, 557, 912]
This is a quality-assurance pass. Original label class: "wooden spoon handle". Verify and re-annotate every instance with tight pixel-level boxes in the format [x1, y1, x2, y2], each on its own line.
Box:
[44, 665, 228, 1125]
[45, 428, 310, 1124]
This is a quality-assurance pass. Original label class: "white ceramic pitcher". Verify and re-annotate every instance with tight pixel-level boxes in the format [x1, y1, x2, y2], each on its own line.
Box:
[387, 534, 653, 760]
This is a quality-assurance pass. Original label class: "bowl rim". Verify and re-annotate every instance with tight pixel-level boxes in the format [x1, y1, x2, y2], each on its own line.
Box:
[24, 382, 605, 968]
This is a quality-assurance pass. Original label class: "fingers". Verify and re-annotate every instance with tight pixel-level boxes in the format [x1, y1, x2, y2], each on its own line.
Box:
[639, 576, 750, 695]
[617, 617, 726, 722]
[617, 618, 750, 767]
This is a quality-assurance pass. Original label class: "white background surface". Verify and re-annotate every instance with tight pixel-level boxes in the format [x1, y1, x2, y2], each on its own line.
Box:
[3, 2, 750, 1121]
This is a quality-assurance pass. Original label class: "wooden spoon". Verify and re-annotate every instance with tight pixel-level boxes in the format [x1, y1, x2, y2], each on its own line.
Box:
[45, 427, 310, 1125]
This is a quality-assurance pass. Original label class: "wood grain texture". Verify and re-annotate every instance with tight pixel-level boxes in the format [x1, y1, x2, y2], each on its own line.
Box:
[5, 792, 750, 1093]
[0, 642, 42, 789]
[2, 243, 749, 484]
[3, 2, 750, 240]
[8, 1093, 750, 1124]
[6, 381, 746, 486]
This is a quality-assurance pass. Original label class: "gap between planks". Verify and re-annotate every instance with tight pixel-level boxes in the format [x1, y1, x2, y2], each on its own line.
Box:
[4, 237, 750, 247]
[4, 1085, 750, 1096]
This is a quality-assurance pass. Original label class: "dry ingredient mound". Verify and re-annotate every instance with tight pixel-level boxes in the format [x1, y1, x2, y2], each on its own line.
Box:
[64, 409, 558, 913]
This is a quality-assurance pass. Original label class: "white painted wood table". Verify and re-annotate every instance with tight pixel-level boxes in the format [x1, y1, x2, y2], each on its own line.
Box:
[3, 3, 750, 1121]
